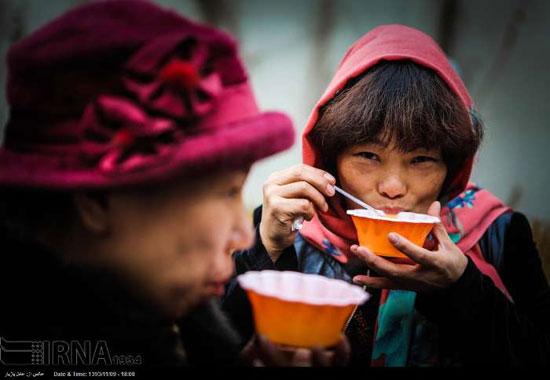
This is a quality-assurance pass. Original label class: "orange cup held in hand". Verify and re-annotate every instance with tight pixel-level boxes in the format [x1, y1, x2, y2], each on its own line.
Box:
[237, 271, 369, 348]
[348, 209, 439, 259]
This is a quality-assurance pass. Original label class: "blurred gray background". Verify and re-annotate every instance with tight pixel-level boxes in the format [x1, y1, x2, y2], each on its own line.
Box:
[1, 0, 549, 230]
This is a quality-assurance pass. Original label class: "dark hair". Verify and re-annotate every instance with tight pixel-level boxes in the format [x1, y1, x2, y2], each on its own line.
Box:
[0, 182, 173, 241]
[309, 60, 483, 194]
[0, 189, 77, 241]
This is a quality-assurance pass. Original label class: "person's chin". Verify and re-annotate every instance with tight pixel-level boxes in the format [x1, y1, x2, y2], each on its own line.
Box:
[172, 300, 201, 320]
[165, 293, 206, 320]
[170, 284, 228, 319]
[179, 290, 218, 315]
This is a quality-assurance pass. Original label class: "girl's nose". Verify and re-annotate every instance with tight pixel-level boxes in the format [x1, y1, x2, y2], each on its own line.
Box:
[378, 173, 407, 199]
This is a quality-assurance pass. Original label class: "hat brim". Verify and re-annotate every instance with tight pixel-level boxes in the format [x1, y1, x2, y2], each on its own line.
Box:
[0, 111, 295, 189]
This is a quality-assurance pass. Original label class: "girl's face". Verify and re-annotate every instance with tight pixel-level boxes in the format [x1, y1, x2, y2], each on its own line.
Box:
[336, 141, 447, 214]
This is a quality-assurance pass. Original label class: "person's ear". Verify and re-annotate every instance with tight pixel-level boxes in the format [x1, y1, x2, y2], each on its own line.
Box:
[73, 192, 110, 235]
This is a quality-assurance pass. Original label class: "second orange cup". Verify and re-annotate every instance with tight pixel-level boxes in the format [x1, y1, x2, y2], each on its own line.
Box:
[348, 209, 439, 259]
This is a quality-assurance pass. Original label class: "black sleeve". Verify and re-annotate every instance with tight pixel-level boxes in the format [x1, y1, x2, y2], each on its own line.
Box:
[178, 299, 244, 366]
[221, 205, 299, 345]
[230, 205, 299, 274]
[417, 212, 550, 366]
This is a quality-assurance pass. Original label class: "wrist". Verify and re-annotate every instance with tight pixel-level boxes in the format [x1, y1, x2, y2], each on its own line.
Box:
[259, 222, 284, 263]
[452, 252, 469, 284]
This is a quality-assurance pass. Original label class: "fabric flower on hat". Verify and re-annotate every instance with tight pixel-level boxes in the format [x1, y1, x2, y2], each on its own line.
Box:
[123, 33, 223, 121]
[80, 95, 180, 174]
[79, 34, 224, 174]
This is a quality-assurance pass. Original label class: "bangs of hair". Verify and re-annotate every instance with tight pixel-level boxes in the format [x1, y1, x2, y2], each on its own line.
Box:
[310, 60, 483, 177]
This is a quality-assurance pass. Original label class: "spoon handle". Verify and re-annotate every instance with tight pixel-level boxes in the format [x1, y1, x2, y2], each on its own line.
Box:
[290, 186, 383, 231]
[334, 185, 379, 213]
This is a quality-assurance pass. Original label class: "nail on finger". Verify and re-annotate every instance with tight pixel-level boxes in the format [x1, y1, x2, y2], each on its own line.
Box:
[323, 173, 336, 183]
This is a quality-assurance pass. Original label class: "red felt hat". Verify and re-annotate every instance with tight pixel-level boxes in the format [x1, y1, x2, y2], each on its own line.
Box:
[0, 0, 294, 189]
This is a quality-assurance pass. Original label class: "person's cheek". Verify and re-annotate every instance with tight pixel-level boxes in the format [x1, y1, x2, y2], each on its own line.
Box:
[339, 160, 377, 206]
[198, 209, 233, 276]
[420, 170, 446, 212]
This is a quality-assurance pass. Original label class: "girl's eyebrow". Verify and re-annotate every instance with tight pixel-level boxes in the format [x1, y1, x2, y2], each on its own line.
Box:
[407, 149, 442, 156]
[355, 141, 385, 149]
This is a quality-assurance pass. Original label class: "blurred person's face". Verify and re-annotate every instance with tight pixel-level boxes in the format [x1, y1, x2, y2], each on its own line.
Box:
[76, 169, 253, 320]
[336, 141, 447, 215]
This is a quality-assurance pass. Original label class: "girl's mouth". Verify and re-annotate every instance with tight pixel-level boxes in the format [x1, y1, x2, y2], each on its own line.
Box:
[380, 207, 405, 214]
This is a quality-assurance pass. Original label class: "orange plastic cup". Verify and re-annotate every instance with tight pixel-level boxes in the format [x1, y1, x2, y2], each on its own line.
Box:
[237, 271, 369, 348]
[348, 209, 439, 259]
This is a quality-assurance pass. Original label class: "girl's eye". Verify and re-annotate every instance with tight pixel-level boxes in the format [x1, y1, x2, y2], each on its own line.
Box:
[412, 156, 438, 164]
[356, 152, 379, 161]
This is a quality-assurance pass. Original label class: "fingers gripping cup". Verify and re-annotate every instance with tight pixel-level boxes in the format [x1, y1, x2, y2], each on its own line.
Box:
[347, 210, 440, 259]
[237, 271, 369, 348]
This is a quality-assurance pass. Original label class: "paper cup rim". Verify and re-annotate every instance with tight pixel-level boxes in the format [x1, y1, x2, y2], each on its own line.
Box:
[347, 209, 440, 224]
[237, 270, 370, 306]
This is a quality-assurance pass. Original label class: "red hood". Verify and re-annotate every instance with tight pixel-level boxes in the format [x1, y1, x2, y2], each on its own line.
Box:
[302, 24, 475, 200]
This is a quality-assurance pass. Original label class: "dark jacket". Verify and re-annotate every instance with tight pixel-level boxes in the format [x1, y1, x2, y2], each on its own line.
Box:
[0, 227, 243, 368]
[222, 206, 550, 366]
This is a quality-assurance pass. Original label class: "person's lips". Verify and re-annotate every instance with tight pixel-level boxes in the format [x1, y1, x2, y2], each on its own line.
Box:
[211, 283, 225, 297]
[206, 278, 231, 297]
[380, 207, 406, 214]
